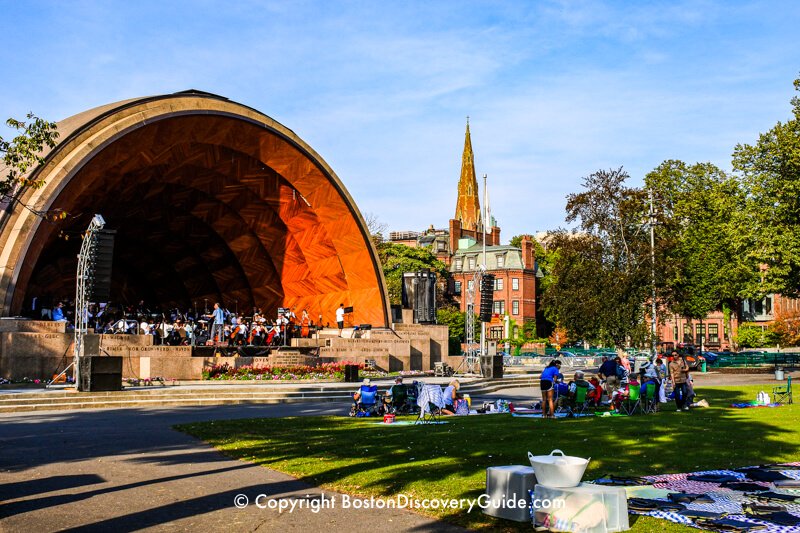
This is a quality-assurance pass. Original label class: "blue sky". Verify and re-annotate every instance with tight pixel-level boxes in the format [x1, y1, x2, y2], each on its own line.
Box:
[2, 0, 799, 241]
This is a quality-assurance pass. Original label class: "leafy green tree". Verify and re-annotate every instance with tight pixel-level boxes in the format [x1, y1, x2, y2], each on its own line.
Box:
[645, 160, 752, 331]
[1, 113, 59, 197]
[541, 168, 651, 348]
[733, 75, 800, 297]
[436, 305, 467, 355]
[376, 242, 449, 305]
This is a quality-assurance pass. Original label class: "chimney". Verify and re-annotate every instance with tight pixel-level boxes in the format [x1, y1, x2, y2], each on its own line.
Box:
[521, 235, 534, 270]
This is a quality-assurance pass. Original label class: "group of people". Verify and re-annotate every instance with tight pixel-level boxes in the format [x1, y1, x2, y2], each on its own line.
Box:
[32, 297, 326, 348]
[351, 377, 466, 416]
[538, 351, 705, 417]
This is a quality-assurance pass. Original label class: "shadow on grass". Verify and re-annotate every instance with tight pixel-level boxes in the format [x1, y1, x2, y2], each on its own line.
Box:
[177, 386, 800, 532]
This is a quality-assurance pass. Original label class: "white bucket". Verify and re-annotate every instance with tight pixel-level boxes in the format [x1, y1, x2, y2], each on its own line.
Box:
[527, 449, 590, 488]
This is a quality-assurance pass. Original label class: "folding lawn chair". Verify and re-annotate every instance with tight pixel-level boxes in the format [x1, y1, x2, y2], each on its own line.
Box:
[416, 384, 445, 424]
[621, 385, 641, 415]
[350, 384, 380, 417]
[773, 376, 793, 405]
[567, 384, 591, 416]
[641, 382, 658, 413]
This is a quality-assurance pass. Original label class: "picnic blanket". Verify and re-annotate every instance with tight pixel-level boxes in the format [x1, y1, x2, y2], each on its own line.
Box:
[731, 403, 784, 409]
[624, 463, 800, 532]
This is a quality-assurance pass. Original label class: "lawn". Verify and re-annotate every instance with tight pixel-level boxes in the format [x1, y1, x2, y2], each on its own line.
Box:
[177, 385, 799, 532]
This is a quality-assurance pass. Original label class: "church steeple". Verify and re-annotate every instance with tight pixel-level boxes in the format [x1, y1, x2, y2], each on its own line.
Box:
[454, 118, 482, 231]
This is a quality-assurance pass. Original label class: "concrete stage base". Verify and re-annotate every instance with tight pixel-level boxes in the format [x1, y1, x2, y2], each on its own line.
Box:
[0, 320, 459, 381]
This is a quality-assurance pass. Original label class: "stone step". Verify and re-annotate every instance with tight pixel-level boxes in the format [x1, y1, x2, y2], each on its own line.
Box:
[0, 376, 539, 413]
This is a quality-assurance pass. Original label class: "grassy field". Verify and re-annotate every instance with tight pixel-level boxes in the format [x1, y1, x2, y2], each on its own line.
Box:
[177, 385, 799, 532]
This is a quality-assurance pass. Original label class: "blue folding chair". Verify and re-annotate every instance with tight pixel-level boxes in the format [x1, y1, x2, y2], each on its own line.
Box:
[350, 384, 380, 417]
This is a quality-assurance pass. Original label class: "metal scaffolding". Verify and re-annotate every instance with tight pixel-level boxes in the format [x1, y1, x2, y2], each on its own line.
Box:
[73, 214, 106, 385]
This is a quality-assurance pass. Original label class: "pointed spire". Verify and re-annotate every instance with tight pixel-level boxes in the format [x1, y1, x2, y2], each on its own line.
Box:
[454, 118, 482, 231]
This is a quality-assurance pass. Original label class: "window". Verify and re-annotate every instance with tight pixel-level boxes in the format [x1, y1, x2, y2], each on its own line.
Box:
[454, 258, 462, 270]
[489, 327, 504, 339]
[512, 300, 519, 315]
[512, 278, 519, 291]
[496, 254, 505, 268]
[437, 241, 446, 252]
[454, 281, 462, 295]
[468, 257, 476, 269]
[494, 278, 504, 291]
[493, 300, 505, 314]
[708, 323, 719, 343]
[467, 280, 474, 292]
[673, 325, 678, 341]
[683, 323, 693, 343]
[695, 324, 705, 345]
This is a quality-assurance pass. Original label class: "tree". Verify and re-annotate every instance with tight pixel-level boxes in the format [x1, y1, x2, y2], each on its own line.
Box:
[437, 305, 467, 355]
[733, 74, 800, 297]
[541, 168, 651, 348]
[645, 160, 752, 329]
[362, 211, 388, 247]
[376, 242, 449, 306]
[1, 113, 59, 197]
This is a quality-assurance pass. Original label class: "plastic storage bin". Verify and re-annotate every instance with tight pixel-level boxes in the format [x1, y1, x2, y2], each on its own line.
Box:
[532, 483, 629, 532]
[483, 465, 537, 522]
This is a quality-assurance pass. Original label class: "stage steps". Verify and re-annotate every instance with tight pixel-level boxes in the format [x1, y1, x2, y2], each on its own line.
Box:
[0, 375, 539, 413]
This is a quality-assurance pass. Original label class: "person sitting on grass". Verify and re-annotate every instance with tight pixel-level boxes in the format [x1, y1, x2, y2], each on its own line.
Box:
[441, 378, 461, 415]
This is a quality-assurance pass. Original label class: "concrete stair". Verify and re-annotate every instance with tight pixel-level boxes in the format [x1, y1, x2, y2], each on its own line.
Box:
[0, 375, 539, 413]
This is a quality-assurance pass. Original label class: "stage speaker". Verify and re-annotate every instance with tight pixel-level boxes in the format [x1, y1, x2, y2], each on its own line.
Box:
[480, 355, 504, 379]
[78, 356, 122, 392]
[479, 274, 495, 322]
[344, 364, 360, 383]
[89, 229, 115, 302]
[402, 270, 437, 323]
[359, 324, 372, 330]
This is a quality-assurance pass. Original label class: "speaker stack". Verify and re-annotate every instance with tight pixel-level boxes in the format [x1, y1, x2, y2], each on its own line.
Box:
[402, 270, 437, 323]
[78, 356, 123, 392]
[479, 274, 495, 322]
[88, 229, 116, 302]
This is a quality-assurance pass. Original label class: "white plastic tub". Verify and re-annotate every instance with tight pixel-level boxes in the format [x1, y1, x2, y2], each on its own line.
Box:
[527, 449, 590, 488]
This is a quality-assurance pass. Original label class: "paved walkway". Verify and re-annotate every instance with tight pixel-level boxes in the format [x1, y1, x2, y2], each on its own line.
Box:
[0, 403, 466, 532]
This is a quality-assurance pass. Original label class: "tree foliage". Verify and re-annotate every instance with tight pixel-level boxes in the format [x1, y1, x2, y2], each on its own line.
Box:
[376, 242, 448, 306]
[733, 75, 800, 297]
[541, 168, 651, 348]
[645, 160, 752, 320]
[1, 113, 59, 197]
[436, 305, 467, 355]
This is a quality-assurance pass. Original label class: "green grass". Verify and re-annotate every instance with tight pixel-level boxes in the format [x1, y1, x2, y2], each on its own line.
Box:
[177, 385, 799, 532]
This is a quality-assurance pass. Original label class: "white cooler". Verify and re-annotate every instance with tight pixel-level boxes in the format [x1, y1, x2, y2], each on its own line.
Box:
[532, 483, 629, 532]
[483, 465, 537, 522]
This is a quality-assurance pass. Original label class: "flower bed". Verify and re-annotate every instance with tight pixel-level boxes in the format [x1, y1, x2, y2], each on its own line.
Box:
[202, 361, 388, 381]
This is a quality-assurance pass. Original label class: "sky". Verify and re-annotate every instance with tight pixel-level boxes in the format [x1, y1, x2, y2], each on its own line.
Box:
[1, 0, 799, 241]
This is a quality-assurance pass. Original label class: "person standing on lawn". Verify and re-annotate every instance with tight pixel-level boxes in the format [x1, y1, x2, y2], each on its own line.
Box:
[598, 356, 618, 398]
[540, 360, 562, 418]
[669, 351, 691, 411]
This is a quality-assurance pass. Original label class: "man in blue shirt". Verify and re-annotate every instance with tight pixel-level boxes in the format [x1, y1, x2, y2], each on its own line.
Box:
[598, 356, 619, 397]
[210, 303, 226, 345]
[52, 302, 66, 321]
